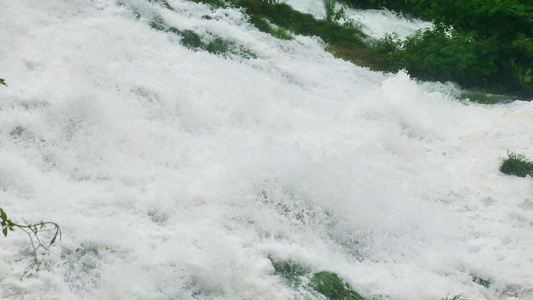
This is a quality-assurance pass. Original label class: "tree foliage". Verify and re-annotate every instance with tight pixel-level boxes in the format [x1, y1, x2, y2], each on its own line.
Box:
[378, 25, 500, 88]
[355, 0, 533, 95]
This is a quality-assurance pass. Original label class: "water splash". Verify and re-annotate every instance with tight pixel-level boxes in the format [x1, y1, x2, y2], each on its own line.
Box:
[1, 0, 532, 299]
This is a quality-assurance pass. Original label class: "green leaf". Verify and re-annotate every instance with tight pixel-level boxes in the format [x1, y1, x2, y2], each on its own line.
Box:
[50, 235, 57, 245]
[3, 227, 8, 237]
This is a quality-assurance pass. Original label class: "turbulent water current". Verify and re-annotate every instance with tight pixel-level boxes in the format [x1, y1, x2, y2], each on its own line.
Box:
[1, 0, 532, 299]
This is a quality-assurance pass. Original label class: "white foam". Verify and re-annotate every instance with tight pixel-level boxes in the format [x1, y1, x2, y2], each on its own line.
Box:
[0, 0, 532, 299]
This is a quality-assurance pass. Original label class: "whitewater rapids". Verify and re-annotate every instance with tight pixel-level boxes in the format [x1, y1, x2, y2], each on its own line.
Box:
[0, 0, 532, 299]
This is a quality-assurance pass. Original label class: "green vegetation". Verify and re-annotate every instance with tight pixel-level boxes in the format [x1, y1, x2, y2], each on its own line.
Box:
[458, 92, 502, 105]
[149, 16, 257, 59]
[323, 0, 345, 23]
[346, 0, 533, 96]
[310, 271, 365, 300]
[270, 258, 489, 299]
[149, 0, 173, 10]
[270, 27, 293, 40]
[0, 82, 60, 279]
[169, 28, 203, 48]
[1, 208, 61, 279]
[204, 37, 231, 55]
[271, 259, 365, 299]
[238, 0, 364, 46]
[139, 0, 533, 97]
[472, 275, 492, 289]
[442, 294, 468, 300]
[187, 0, 388, 70]
[272, 260, 309, 287]
[500, 151, 533, 178]
[377, 26, 500, 89]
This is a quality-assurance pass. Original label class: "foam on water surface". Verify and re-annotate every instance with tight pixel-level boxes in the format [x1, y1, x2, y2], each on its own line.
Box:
[1, 0, 532, 299]
[284, 0, 432, 39]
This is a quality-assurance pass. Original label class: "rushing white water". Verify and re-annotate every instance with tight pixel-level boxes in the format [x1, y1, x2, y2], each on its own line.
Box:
[285, 0, 432, 39]
[1, 0, 532, 299]
[343, 8, 432, 39]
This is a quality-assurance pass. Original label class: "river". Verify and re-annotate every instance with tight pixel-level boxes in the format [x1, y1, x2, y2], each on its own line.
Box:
[0, 0, 532, 299]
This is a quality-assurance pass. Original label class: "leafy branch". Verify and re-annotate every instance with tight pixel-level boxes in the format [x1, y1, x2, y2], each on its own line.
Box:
[324, 0, 345, 23]
[0, 78, 7, 86]
[1, 208, 61, 279]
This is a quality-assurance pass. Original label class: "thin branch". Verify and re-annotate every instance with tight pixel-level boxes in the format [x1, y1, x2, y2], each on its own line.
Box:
[1, 208, 61, 279]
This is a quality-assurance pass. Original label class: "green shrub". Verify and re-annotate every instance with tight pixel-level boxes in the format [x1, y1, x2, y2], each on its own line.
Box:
[383, 25, 499, 89]
[370, 32, 401, 54]
[348, 0, 533, 95]
[248, 15, 272, 33]
[500, 151, 533, 178]
[511, 56, 533, 90]
[323, 0, 345, 23]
